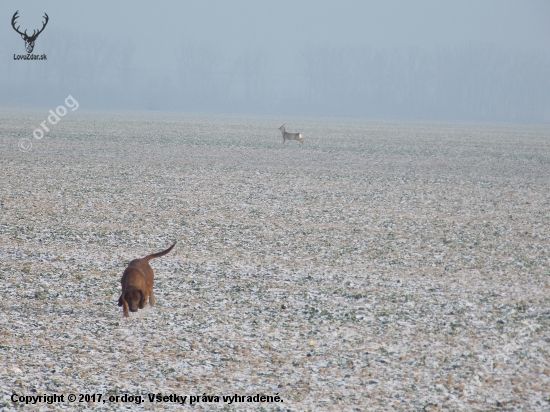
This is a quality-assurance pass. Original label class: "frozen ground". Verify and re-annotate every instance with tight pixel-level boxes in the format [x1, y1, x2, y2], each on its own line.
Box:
[0, 111, 549, 411]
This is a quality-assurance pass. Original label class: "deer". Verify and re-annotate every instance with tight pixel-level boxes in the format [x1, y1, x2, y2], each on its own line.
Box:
[11, 11, 49, 54]
[279, 124, 303, 146]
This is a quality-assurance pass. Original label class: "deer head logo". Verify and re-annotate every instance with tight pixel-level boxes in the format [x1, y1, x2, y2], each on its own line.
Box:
[11, 11, 49, 54]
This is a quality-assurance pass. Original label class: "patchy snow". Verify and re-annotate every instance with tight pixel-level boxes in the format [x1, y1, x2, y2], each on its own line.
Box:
[0, 112, 549, 410]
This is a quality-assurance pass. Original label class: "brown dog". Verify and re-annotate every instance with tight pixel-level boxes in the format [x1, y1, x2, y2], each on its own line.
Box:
[118, 242, 176, 317]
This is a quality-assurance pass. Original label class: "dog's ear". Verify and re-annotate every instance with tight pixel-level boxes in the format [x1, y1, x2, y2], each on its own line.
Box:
[118, 295, 123, 307]
[138, 291, 146, 309]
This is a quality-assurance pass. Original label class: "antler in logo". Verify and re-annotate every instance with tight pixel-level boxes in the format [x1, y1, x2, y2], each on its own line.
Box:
[11, 11, 49, 54]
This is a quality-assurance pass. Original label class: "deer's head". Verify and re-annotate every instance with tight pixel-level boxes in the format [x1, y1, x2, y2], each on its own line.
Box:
[11, 11, 49, 54]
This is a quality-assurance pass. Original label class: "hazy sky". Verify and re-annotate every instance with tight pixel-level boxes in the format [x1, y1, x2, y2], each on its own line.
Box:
[1, 1, 549, 120]
[2, 0, 549, 69]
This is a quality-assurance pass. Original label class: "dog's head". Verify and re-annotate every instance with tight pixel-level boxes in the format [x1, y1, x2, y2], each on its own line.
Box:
[125, 289, 146, 312]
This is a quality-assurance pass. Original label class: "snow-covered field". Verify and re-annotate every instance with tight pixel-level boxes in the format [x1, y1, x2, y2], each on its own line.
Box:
[1, 111, 549, 411]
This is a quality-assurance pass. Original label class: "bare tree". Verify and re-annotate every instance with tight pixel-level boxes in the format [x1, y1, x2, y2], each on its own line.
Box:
[177, 42, 221, 103]
[119, 38, 135, 91]
[240, 48, 269, 104]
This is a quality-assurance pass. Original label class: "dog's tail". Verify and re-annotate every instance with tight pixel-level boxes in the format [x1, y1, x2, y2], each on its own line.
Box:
[143, 241, 177, 262]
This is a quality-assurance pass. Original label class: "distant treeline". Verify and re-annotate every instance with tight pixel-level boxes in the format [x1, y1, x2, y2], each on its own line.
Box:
[1, 34, 549, 123]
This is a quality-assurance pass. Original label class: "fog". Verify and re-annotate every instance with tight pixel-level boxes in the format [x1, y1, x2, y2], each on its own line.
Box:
[1, 0, 549, 122]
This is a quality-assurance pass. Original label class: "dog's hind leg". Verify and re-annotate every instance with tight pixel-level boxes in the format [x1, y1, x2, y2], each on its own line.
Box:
[149, 290, 155, 306]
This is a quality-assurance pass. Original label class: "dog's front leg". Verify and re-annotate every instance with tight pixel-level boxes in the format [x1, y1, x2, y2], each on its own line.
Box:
[138, 291, 148, 309]
[149, 290, 155, 306]
[120, 296, 130, 317]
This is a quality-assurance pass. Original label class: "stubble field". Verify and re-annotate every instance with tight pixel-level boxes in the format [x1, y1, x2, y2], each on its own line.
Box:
[0, 111, 549, 411]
